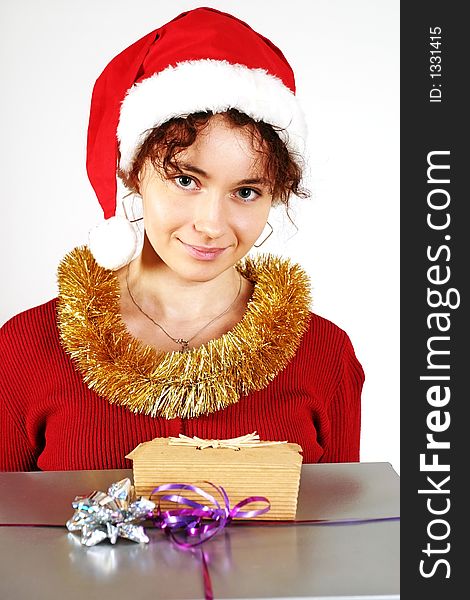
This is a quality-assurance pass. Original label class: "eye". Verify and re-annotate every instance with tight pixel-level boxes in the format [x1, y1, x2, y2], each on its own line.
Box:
[174, 175, 198, 190]
[236, 187, 259, 202]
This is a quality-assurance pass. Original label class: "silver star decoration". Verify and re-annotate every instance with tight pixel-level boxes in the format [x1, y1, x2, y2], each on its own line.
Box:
[66, 478, 155, 546]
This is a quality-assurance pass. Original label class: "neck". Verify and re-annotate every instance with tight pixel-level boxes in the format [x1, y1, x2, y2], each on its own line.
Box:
[126, 246, 242, 325]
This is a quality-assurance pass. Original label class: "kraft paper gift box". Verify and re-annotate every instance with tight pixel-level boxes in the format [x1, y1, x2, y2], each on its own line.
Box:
[126, 436, 303, 520]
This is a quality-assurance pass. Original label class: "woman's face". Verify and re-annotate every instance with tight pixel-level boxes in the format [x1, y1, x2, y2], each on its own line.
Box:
[139, 115, 273, 282]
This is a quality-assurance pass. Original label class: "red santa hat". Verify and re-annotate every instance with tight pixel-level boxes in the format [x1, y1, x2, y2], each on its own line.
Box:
[87, 7, 307, 270]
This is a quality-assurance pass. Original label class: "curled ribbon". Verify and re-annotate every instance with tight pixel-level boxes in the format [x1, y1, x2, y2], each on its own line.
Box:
[151, 482, 271, 548]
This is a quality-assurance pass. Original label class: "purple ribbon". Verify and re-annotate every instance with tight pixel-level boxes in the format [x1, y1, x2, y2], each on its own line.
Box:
[150, 482, 271, 548]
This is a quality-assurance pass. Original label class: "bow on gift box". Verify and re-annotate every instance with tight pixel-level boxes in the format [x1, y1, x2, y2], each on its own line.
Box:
[66, 478, 155, 546]
[67, 478, 271, 547]
[168, 431, 286, 450]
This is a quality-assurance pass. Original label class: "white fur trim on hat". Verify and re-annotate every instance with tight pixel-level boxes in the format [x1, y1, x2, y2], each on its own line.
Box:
[117, 59, 307, 173]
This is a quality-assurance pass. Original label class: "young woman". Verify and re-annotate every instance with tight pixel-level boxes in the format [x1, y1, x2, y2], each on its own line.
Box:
[0, 7, 364, 471]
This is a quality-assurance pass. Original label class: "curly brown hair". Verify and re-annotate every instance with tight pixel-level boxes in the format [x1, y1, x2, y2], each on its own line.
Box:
[119, 109, 308, 206]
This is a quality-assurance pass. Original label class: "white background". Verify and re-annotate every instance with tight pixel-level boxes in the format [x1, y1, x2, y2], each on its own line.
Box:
[0, 0, 400, 472]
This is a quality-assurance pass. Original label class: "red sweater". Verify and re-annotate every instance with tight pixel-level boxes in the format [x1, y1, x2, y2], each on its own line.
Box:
[0, 299, 364, 471]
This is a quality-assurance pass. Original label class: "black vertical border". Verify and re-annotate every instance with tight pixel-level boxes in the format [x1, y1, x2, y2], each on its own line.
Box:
[401, 1, 465, 597]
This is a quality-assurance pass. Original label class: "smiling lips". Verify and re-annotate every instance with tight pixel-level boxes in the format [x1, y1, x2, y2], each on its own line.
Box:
[181, 241, 228, 261]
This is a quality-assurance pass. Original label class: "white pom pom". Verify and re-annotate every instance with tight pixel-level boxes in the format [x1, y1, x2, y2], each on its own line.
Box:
[88, 216, 138, 270]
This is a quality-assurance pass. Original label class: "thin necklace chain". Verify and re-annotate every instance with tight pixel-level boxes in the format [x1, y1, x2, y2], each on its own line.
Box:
[125, 264, 243, 352]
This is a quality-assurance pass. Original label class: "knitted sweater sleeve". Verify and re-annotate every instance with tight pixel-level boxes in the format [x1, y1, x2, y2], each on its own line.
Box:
[0, 300, 57, 471]
[319, 332, 364, 463]
[0, 401, 38, 471]
[0, 317, 37, 471]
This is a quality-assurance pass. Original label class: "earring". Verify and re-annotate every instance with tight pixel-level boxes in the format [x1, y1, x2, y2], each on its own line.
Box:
[254, 222, 273, 248]
[122, 193, 144, 224]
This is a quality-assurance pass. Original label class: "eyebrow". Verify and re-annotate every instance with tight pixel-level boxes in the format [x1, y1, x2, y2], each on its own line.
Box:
[179, 162, 270, 187]
[179, 163, 208, 177]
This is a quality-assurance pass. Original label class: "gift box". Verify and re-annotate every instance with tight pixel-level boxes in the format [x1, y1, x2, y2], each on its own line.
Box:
[126, 435, 303, 520]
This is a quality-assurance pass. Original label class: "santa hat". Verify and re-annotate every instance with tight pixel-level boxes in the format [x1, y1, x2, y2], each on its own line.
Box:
[87, 6, 307, 270]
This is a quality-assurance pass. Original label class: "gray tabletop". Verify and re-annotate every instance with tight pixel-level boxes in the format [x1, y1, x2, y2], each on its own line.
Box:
[0, 462, 399, 599]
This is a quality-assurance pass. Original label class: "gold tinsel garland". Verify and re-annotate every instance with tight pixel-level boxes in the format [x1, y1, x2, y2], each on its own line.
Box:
[57, 246, 312, 419]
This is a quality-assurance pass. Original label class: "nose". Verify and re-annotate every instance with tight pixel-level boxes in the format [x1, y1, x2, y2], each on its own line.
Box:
[193, 192, 226, 239]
